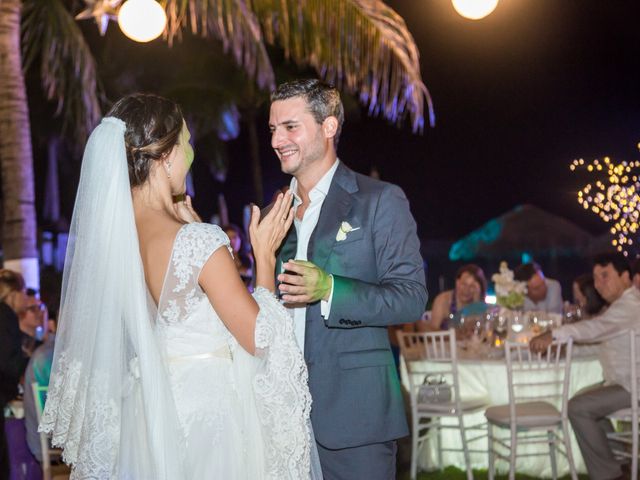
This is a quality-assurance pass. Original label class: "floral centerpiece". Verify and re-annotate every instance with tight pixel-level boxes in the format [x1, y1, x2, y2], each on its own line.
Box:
[491, 262, 526, 310]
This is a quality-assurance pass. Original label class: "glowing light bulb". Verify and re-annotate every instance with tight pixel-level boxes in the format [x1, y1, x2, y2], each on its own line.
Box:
[451, 0, 499, 20]
[118, 0, 166, 43]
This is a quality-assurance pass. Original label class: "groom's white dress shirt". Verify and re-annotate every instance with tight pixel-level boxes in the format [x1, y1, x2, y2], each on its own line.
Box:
[287, 159, 339, 352]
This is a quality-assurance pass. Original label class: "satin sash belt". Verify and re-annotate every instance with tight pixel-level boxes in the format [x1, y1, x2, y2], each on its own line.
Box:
[168, 344, 232, 363]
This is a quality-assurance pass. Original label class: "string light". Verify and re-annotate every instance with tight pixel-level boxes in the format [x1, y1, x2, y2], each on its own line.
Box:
[571, 146, 640, 256]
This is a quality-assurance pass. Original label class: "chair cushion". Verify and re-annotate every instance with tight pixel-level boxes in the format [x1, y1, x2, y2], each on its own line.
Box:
[418, 396, 489, 415]
[485, 401, 561, 428]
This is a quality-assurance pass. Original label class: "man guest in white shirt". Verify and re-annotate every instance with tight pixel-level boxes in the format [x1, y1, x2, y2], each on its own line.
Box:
[531, 252, 640, 480]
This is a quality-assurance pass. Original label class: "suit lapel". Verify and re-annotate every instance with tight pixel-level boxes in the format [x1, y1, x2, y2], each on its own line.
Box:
[308, 163, 358, 270]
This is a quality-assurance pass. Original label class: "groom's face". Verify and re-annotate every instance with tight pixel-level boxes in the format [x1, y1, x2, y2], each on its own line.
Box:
[269, 97, 326, 177]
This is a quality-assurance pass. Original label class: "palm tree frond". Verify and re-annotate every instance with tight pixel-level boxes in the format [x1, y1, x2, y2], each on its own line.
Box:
[164, 0, 275, 90]
[21, 0, 102, 142]
[254, 0, 434, 131]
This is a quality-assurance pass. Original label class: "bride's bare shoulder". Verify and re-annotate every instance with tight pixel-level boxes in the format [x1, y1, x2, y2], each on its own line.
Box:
[138, 217, 184, 251]
[137, 217, 184, 301]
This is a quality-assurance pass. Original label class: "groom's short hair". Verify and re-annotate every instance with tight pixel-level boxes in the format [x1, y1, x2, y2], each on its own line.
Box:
[271, 79, 344, 148]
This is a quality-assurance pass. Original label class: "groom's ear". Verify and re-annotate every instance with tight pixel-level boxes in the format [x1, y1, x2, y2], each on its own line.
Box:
[322, 116, 338, 140]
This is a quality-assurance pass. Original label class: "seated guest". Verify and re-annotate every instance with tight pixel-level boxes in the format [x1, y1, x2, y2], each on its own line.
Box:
[633, 258, 640, 290]
[0, 269, 29, 478]
[19, 289, 46, 357]
[23, 308, 56, 463]
[514, 262, 563, 314]
[425, 264, 487, 331]
[222, 224, 254, 290]
[530, 252, 640, 480]
[573, 273, 607, 319]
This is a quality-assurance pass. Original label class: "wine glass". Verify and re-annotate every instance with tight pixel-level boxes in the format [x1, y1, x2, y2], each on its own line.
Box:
[510, 311, 525, 334]
[493, 310, 508, 344]
[528, 310, 545, 335]
[563, 303, 582, 324]
[456, 313, 470, 342]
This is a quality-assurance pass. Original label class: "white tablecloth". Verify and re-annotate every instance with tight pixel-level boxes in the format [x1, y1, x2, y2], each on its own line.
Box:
[400, 348, 603, 476]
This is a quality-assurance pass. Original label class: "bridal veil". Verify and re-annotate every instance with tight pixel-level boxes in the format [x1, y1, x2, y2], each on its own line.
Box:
[39, 117, 186, 478]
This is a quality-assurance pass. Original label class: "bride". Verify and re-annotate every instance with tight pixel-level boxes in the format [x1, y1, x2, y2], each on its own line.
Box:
[39, 93, 321, 479]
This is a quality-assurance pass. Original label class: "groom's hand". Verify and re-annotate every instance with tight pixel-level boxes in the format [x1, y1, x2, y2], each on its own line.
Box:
[278, 260, 332, 304]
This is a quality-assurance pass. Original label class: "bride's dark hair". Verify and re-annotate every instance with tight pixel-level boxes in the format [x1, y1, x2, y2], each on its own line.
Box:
[107, 93, 184, 187]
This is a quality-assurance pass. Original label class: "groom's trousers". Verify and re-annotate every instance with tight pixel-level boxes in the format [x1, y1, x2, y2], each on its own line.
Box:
[316, 440, 396, 480]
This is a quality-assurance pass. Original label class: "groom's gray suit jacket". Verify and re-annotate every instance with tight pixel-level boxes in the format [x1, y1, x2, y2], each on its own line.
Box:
[278, 162, 427, 449]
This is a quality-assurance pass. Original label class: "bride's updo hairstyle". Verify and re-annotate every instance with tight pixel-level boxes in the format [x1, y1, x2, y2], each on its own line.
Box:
[107, 93, 184, 187]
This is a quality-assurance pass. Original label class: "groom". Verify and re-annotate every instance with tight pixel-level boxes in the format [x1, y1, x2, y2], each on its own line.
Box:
[270, 79, 427, 479]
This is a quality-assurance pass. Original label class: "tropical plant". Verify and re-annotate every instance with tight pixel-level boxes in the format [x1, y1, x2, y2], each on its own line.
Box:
[0, 0, 101, 286]
[163, 0, 433, 132]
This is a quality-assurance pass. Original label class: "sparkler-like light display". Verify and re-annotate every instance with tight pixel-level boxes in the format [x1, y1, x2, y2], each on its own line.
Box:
[571, 145, 640, 256]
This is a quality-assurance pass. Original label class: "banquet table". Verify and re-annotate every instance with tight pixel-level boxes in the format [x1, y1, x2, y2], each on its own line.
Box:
[400, 345, 603, 477]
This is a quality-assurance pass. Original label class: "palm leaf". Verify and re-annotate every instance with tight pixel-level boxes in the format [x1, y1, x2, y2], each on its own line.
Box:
[22, 0, 102, 142]
[164, 0, 432, 131]
[163, 0, 275, 90]
[252, 0, 434, 131]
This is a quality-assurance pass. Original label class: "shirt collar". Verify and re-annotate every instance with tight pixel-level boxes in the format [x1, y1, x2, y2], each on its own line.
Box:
[289, 159, 340, 206]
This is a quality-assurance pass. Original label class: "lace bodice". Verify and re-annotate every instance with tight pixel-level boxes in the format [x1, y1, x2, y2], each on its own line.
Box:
[155, 223, 235, 357]
[154, 223, 315, 479]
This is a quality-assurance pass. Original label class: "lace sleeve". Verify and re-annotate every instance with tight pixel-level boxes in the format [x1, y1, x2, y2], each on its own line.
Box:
[172, 223, 233, 292]
[251, 287, 314, 479]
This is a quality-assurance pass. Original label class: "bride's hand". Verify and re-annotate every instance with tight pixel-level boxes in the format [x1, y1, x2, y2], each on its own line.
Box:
[249, 192, 294, 260]
[173, 195, 201, 223]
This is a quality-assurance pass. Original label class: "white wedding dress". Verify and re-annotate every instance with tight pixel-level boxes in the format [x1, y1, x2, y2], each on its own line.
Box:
[39, 117, 321, 480]
[152, 221, 311, 479]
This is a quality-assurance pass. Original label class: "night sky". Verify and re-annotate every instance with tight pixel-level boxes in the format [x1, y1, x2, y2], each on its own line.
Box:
[282, 0, 640, 242]
[340, 1, 639, 311]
